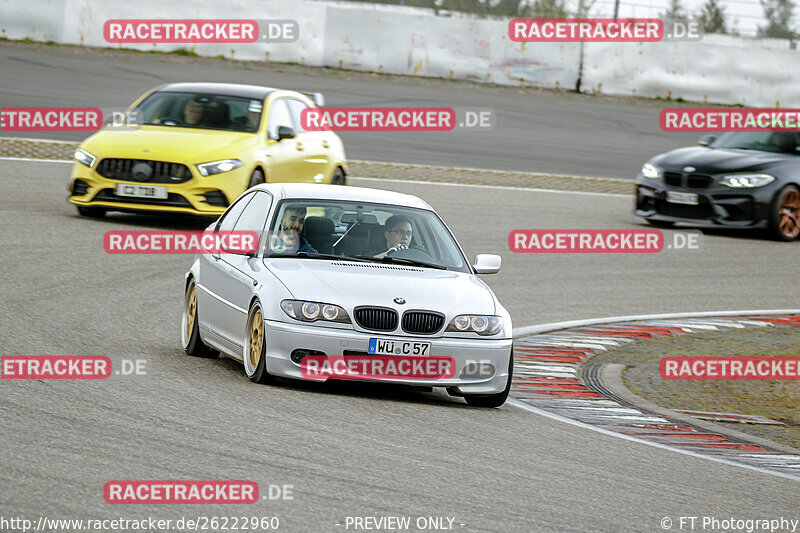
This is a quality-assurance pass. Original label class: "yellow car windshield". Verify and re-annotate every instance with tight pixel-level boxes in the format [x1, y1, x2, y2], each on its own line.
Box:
[136, 91, 262, 133]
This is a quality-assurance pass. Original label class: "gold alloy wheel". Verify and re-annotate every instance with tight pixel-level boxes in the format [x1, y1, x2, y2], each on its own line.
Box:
[186, 284, 197, 340]
[249, 309, 264, 368]
[779, 188, 800, 239]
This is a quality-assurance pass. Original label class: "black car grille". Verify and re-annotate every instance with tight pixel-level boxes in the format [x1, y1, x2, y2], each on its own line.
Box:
[92, 188, 193, 208]
[96, 159, 193, 183]
[354, 307, 398, 332]
[664, 172, 682, 187]
[402, 311, 445, 335]
[687, 174, 713, 189]
[663, 172, 715, 189]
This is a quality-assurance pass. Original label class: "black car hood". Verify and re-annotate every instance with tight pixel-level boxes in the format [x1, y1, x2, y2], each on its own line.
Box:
[652, 146, 797, 176]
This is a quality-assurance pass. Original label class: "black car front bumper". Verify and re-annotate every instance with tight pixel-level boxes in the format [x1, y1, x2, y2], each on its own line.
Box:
[634, 174, 778, 228]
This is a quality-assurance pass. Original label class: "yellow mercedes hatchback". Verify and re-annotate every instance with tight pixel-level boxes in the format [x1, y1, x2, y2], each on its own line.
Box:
[68, 82, 348, 218]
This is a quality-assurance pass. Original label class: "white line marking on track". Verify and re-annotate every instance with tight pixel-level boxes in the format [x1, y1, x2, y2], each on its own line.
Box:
[0, 159, 632, 198]
[349, 176, 632, 198]
[0, 156, 73, 164]
[507, 398, 800, 481]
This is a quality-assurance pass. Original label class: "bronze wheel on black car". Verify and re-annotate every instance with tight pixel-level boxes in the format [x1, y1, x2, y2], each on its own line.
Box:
[770, 185, 800, 241]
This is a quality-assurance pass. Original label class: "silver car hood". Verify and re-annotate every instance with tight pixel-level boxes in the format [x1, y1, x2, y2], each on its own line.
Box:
[265, 259, 496, 314]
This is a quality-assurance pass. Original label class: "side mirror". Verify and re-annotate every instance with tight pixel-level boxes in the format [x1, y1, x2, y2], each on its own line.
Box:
[473, 254, 501, 275]
[277, 125, 296, 141]
[698, 134, 716, 147]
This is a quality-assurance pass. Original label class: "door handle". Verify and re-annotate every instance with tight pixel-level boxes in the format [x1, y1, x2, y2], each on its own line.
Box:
[295, 142, 304, 151]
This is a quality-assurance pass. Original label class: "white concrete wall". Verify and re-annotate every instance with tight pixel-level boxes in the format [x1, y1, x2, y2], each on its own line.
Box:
[1, 0, 797, 106]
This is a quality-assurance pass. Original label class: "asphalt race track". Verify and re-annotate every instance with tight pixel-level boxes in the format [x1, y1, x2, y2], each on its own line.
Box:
[1, 153, 799, 531]
[0, 43, 702, 178]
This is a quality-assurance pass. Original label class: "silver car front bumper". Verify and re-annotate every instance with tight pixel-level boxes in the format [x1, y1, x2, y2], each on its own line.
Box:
[264, 319, 512, 395]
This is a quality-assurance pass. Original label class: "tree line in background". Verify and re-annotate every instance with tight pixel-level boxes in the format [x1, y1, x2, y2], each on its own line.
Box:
[345, 0, 797, 38]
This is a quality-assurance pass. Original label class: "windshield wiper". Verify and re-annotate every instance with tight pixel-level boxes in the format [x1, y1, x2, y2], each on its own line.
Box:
[354, 255, 447, 270]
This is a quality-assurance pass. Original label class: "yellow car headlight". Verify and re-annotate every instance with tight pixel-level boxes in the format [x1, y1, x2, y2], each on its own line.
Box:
[74, 148, 97, 168]
[197, 159, 244, 177]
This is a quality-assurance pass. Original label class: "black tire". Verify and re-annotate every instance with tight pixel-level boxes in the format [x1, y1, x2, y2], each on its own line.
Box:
[331, 167, 346, 186]
[76, 206, 107, 218]
[182, 279, 218, 358]
[646, 218, 674, 228]
[464, 349, 513, 408]
[769, 185, 800, 241]
[244, 300, 273, 384]
[248, 168, 265, 189]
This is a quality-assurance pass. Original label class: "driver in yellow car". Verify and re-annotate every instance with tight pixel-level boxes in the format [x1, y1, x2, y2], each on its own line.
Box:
[183, 100, 203, 125]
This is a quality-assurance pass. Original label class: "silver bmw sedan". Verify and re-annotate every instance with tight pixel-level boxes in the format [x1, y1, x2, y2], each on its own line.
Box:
[182, 183, 513, 407]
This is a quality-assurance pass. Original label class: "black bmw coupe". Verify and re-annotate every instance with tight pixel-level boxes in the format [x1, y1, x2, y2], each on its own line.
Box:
[635, 132, 800, 240]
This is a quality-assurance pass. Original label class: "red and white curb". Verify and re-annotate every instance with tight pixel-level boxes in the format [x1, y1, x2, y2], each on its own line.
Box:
[509, 310, 800, 480]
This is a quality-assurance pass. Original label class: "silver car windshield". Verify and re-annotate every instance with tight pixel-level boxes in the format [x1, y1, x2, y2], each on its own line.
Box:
[265, 200, 470, 273]
[135, 91, 263, 132]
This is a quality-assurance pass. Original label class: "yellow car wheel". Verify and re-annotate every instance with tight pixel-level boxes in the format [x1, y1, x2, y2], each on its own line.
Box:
[331, 167, 346, 186]
[247, 169, 265, 189]
[76, 206, 107, 218]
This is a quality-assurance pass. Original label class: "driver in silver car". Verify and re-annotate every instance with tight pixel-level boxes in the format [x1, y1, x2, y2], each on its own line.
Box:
[374, 214, 413, 258]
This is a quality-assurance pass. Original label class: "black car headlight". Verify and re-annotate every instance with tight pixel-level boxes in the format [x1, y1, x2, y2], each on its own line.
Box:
[719, 173, 775, 188]
[446, 315, 503, 336]
[641, 163, 662, 179]
[74, 148, 97, 168]
[197, 159, 244, 177]
[281, 300, 351, 324]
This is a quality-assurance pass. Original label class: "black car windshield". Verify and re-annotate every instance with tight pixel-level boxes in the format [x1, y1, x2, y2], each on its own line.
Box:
[713, 132, 800, 155]
[265, 200, 471, 273]
[134, 91, 263, 132]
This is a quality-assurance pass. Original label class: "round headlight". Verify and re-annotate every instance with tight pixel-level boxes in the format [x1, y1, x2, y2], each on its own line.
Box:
[322, 305, 339, 321]
[454, 316, 471, 331]
[471, 316, 489, 332]
[302, 302, 320, 320]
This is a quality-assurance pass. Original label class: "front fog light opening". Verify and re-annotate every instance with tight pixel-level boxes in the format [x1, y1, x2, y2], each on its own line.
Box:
[291, 349, 326, 364]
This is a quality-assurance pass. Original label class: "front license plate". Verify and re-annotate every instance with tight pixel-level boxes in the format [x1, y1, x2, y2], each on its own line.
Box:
[665, 191, 699, 205]
[115, 183, 168, 200]
[368, 338, 430, 356]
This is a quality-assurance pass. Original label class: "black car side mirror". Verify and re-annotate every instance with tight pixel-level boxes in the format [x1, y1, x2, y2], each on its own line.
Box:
[698, 134, 716, 147]
[277, 125, 296, 141]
